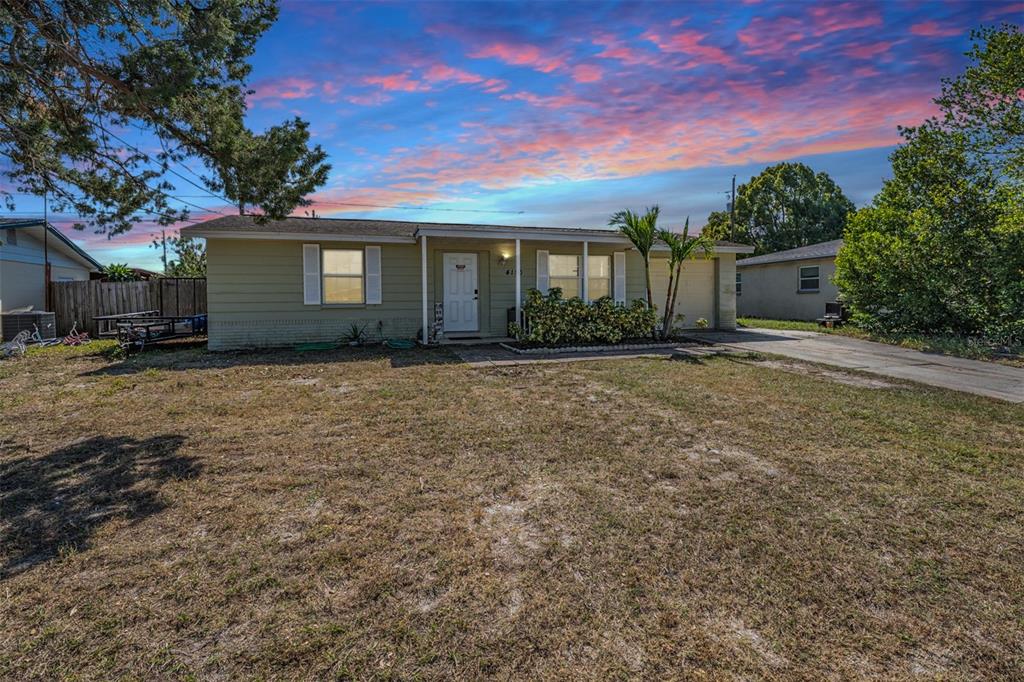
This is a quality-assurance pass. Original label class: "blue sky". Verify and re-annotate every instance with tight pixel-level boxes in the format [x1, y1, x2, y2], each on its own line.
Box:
[5, 0, 1022, 269]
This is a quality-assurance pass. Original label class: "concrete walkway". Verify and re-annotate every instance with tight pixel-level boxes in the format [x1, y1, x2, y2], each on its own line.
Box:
[449, 342, 725, 368]
[690, 328, 1024, 403]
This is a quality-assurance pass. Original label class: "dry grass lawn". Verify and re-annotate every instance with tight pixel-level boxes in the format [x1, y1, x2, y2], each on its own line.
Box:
[1, 342, 1023, 679]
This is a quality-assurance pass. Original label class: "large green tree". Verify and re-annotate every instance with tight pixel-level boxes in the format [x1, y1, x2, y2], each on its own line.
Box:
[835, 25, 1024, 343]
[210, 118, 330, 217]
[0, 0, 330, 235]
[703, 162, 854, 255]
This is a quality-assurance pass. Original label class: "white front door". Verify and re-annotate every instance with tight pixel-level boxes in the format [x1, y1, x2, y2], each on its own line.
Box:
[443, 253, 479, 332]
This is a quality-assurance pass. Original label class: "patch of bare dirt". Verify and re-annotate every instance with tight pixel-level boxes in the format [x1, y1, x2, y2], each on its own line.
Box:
[754, 358, 897, 389]
[718, 617, 789, 669]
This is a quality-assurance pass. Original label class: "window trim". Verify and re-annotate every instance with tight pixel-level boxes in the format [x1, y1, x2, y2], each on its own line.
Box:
[586, 254, 612, 302]
[322, 247, 366, 305]
[798, 265, 820, 293]
[548, 253, 582, 299]
[735, 271, 742, 296]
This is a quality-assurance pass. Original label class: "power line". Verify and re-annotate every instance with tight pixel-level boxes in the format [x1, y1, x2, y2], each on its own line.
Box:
[89, 118, 231, 211]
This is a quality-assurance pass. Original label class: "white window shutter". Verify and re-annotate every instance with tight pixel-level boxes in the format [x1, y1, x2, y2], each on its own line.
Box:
[536, 249, 549, 293]
[613, 251, 626, 303]
[303, 244, 321, 305]
[365, 245, 382, 304]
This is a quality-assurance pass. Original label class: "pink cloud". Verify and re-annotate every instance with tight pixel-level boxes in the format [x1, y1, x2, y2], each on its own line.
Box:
[738, 16, 809, 56]
[843, 41, 894, 60]
[592, 33, 662, 66]
[248, 77, 318, 103]
[739, 4, 882, 58]
[421, 63, 508, 92]
[498, 90, 586, 109]
[909, 21, 962, 38]
[642, 26, 738, 68]
[361, 62, 941, 202]
[470, 42, 565, 73]
[322, 81, 340, 100]
[983, 2, 1024, 20]
[481, 79, 507, 93]
[806, 3, 883, 37]
[364, 73, 429, 92]
[424, 64, 484, 84]
[572, 64, 603, 83]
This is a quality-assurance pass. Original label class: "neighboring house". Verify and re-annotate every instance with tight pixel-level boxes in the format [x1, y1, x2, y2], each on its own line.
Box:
[735, 239, 842, 321]
[182, 216, 754, 351]
[0, 218, 102, 313]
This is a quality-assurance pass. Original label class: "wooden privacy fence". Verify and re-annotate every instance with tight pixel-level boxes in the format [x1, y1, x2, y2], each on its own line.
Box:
[51, 278, 207, 336]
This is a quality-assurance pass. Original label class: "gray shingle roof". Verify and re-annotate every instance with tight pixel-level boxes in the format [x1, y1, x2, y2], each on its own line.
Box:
[0, 218, 103, 270]
[181, 215, 752, 249]
[736, 239, 843, 267]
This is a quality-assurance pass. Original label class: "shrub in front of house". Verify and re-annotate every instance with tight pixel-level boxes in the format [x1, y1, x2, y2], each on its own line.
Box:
[509, 288, 658, 346]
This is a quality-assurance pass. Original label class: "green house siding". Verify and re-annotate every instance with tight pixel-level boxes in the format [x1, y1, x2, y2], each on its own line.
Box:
[207, 237, 519, 349]
[205, 237, 736, 350]
[206, 238, 421, 349]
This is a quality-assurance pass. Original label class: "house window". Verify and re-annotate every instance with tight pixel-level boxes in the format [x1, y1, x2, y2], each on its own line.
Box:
[798, 265, 820, 292]
[549, 254, 580, 298]
[5, 229, 16, 246]
[736, 271, 742, 296]
[323, 249, 364, 304]
[588, 255, 611, 301]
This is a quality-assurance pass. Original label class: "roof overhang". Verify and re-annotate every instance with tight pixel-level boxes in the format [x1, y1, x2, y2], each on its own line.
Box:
[736, 253, 833, 267]
[1, 220, 103, 270]
[193, 227, 755, 254]
[185, 229, 416, 244]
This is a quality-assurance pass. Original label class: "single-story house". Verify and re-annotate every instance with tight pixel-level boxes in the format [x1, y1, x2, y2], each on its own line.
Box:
[0, 218, 102, 313]
[182, 216, 754, 351]
[736, 239, 842, 321]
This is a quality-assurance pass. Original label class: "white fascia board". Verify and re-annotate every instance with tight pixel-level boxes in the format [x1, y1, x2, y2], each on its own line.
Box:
[187, 230, 416, 244]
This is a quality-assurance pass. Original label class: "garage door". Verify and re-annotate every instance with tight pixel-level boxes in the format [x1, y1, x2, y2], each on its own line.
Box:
[649, 257, 715, 328]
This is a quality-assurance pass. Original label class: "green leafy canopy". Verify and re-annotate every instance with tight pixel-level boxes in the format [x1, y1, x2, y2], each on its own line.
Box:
[834, 24, 1024, 344]
[703, 162, 855, 255]
[0, 0, 331, 235]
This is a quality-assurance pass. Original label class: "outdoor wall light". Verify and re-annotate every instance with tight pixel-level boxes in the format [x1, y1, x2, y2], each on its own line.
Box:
[498, 253, 512, 265]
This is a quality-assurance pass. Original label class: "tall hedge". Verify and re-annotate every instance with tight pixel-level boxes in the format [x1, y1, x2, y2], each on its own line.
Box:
[834, 25, 1024, 344]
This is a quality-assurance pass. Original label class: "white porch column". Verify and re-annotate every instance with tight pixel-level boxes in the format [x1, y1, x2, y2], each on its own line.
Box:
[421, 235, 428, 344]
[514, 238, 521, 326]
[581, 240, 589, 301]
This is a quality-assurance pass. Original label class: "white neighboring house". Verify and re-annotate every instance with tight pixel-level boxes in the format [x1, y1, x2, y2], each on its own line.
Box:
[735, 239, 842, 321]
[0, 218, 102, 315]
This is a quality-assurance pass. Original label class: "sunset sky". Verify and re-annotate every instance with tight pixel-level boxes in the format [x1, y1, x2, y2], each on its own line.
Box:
[6, 0, 1022, 269]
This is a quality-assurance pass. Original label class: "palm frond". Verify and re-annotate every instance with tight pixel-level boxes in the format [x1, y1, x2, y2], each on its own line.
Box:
[610, 205, 660, 255]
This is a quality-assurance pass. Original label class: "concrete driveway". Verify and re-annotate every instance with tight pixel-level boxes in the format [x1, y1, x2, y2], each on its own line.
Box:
[692, 328, 1024, 403]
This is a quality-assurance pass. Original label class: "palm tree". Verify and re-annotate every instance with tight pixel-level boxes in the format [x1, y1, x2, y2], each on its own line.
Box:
[609, 205, 660, 311]
[657, 218, 714, 338]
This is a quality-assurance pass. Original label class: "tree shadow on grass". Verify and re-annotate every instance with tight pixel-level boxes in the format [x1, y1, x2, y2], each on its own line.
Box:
[0, 434, 199, 579]
[79, 345, 464, 377]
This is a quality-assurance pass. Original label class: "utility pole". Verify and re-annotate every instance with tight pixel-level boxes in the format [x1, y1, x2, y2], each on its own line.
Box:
[43, 191, 50, 311]
[161, 229, 168, 273]
[729, 174, 736, 242]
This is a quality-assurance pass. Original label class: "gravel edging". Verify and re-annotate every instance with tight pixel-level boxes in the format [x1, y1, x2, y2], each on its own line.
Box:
[498, 341, 694, 355]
